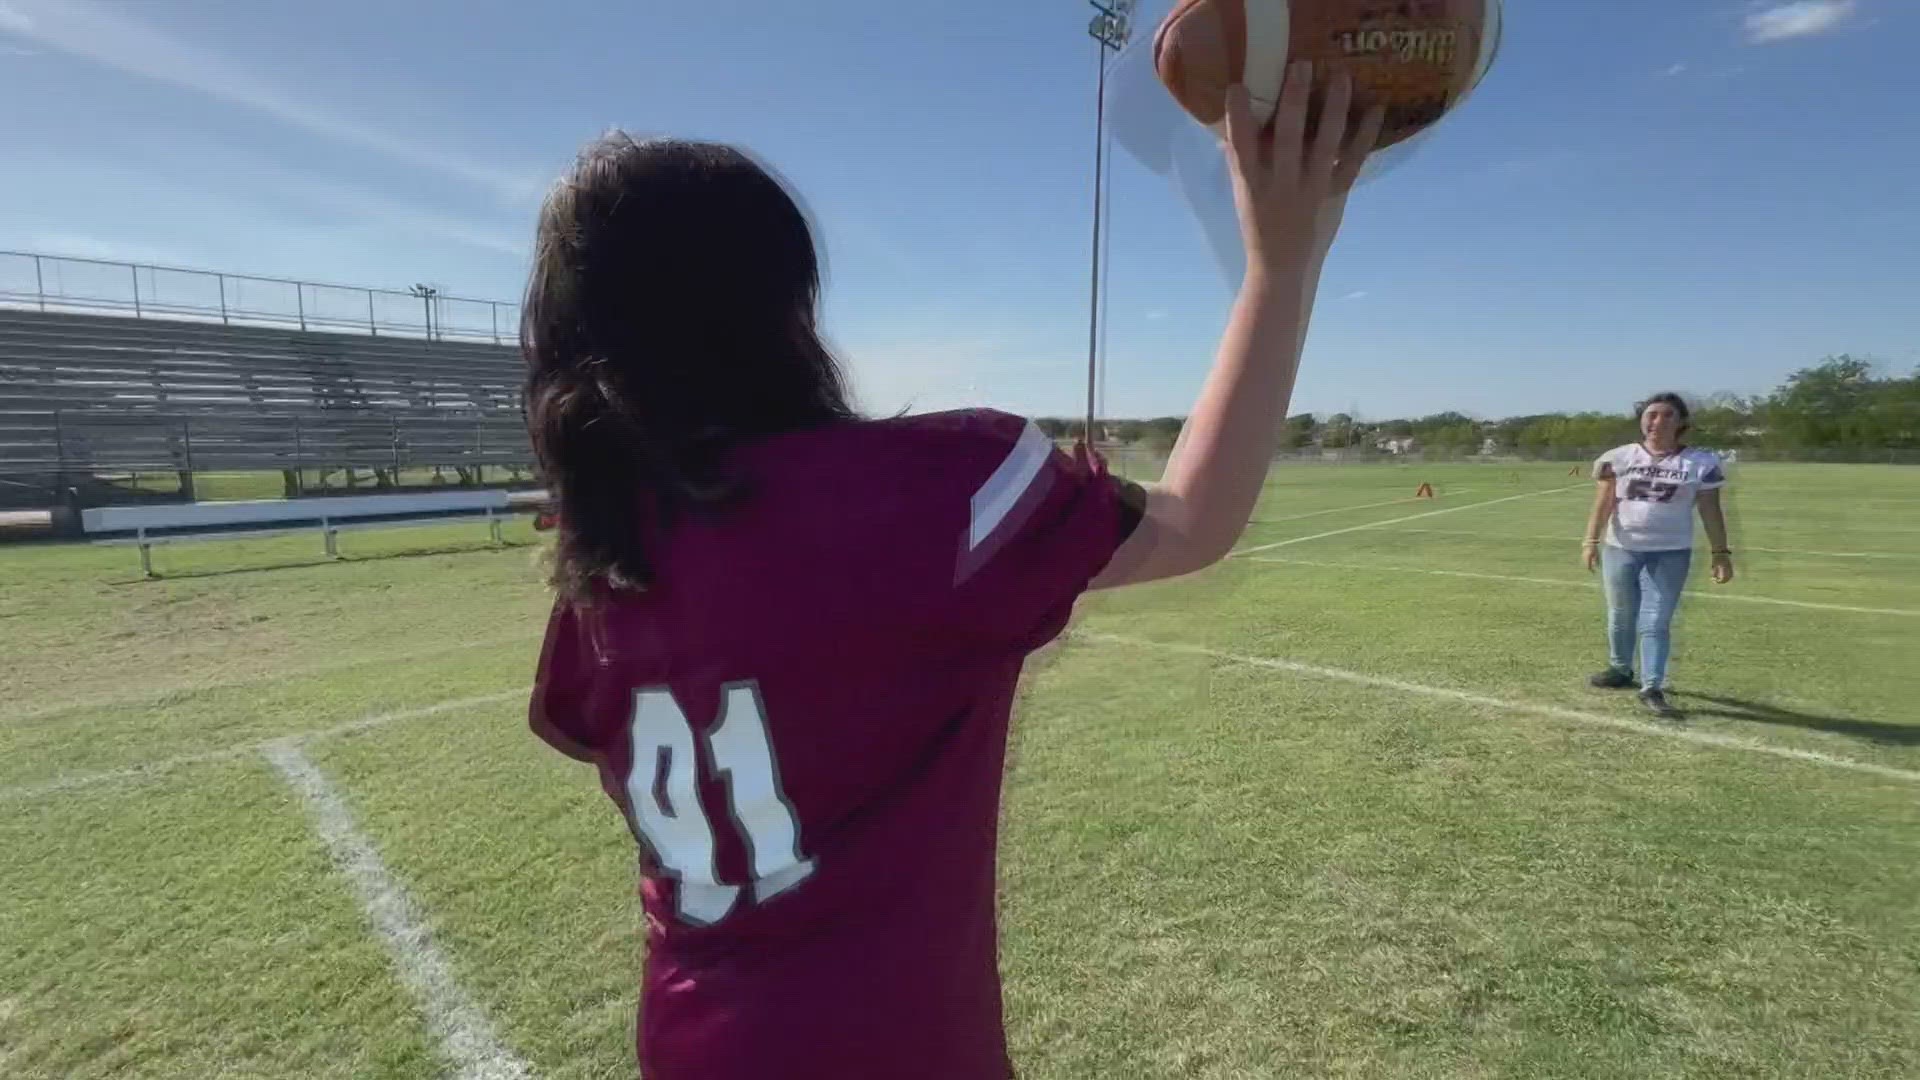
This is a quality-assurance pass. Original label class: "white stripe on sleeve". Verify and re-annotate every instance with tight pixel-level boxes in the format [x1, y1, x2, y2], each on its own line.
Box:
[969, 421, 1055, 551]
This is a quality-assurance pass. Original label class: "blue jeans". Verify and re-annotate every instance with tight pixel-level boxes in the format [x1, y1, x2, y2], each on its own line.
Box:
[1600, 544, 1692, 690]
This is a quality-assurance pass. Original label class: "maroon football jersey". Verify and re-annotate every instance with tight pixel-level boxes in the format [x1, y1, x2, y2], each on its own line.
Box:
[529, 409, 1141, 1079]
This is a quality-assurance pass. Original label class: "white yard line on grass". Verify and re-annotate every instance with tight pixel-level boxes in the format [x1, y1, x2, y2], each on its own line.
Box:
[1231, 485, 1586, 557]
[1255, 489, 1477, 524]
[1081, 633, 1920, 785]
[1384, 526, 1920, 561]
[1248, 556, 1920, 617]
[266, 742, 534, 1080]
[0, 692, 523, 801]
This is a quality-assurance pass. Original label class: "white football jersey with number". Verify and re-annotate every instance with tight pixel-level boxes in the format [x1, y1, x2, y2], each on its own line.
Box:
[1594, 444, 1727, 551]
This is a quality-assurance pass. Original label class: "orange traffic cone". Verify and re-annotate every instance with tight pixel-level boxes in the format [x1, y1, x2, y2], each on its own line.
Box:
[1415, 483, 1434, 499]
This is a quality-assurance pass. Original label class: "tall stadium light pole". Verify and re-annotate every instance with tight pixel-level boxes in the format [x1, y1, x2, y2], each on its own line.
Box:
[410, 283, 439, 342]
[1085, 1, 1133, 448]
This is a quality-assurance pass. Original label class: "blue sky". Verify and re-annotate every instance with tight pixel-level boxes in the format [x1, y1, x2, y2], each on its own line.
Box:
[1, 0, 1913, 421]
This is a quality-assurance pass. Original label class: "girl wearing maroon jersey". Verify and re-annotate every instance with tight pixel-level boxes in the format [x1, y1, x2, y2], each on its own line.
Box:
[522, 64, 1382, 1079]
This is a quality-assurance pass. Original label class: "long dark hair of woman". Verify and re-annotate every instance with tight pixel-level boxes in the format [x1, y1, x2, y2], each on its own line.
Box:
[521, 132, 859, 602]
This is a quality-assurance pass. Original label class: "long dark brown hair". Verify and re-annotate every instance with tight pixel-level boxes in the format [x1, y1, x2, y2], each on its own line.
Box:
[521, 132, 858, 601]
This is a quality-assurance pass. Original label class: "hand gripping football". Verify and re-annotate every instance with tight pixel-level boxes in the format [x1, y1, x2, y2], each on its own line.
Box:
[1152, 0, 1502, 149]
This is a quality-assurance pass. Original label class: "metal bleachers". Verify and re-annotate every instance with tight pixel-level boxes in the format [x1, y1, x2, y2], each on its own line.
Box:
[0, 305, 534, 509]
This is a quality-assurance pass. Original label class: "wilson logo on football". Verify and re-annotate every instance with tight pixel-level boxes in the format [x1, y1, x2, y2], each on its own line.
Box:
[1335, 26, 1462, 66]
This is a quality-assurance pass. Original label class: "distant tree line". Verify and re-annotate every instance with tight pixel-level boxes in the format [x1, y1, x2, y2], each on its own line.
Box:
[1034, 356, 1919, 460]
[1033, 415, 1187, 453]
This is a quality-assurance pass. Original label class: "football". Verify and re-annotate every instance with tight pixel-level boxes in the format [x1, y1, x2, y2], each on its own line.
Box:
[1152, 0, 1502, 149]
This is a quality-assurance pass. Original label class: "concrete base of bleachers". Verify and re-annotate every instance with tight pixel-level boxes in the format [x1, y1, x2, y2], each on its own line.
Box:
[0, 508, 55, 539]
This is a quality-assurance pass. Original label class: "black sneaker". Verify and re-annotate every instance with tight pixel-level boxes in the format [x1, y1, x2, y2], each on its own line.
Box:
[1639, 688, 1681, 719]
[1589, 667, 1636, 690]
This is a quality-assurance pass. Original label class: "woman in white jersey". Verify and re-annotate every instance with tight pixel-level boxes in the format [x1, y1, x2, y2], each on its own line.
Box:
[1581, 393, 1734, 717]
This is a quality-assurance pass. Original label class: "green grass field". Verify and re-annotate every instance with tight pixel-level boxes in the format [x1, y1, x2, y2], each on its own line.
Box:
[3, 460, 1916, 1079]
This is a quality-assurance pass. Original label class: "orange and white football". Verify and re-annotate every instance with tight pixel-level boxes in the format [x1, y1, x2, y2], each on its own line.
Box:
[1152, 0, 1502, 149]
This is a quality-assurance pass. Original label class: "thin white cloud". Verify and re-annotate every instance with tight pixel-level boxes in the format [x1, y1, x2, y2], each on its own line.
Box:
[0, 0, 540, 202]
[834, 326, 1049, 416]
[138, 148, 531, 262]
[28, 234, 188, 267]
[1145, 308, 1169, 321]
[284, 175, 530, 261]
[326, 193, 529, 261]
[1341, 290, 1370, 301]
[4, 151, 525, 321]
[1744, 1, 1857, 44]
[1661, 62, 1690, 76]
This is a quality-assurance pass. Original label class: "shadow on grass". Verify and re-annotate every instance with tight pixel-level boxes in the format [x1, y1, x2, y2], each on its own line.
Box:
[110, 541, 543, 585]
[1671, 691, 1920, 747]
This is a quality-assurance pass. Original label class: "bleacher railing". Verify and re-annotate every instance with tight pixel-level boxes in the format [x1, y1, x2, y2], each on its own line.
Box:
[0, 250, 519, 346]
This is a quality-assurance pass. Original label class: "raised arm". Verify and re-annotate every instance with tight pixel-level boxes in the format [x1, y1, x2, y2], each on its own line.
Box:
[1093, 63, 1384, 590]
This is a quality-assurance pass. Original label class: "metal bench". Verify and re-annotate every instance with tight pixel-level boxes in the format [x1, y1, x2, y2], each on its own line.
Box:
[79, 489, 516, 576]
